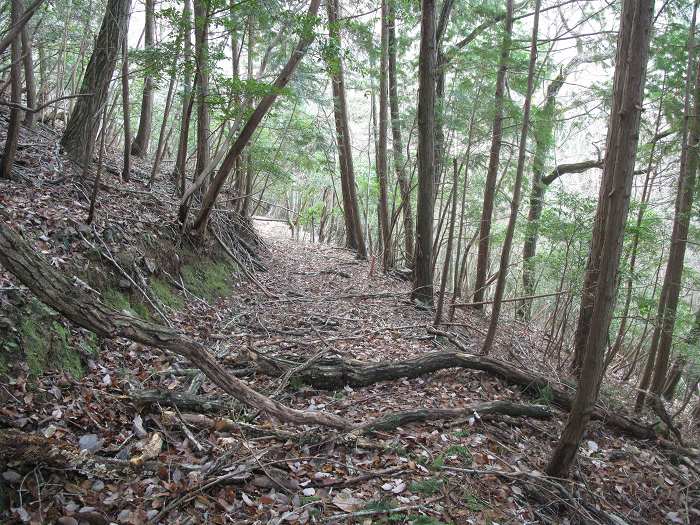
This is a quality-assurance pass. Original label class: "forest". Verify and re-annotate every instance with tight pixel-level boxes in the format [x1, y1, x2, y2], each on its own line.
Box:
[0, 0, 699, 523]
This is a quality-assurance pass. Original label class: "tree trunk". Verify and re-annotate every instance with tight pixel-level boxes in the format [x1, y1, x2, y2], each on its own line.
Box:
[189, 0, 322, 235]
[636, 4, 700, 410]
[482, 0, 539, 355]
[387, 0, 413, 268]
[193, 0, 210, 178]
[0, 0, 44, 57]
[173, 0, 193, 195]
[411, 0, 437, 306]
[120, 36, 131, 182]
[0, 0, 22, 180]
[518, 70, 566, 319]
[434, 159, 459, 325]
[20, 5, 36, 128]
[546, 0, 654, 478]
[377, 0, 392, 270]
[60, 0, 130, 164]
[130, 0, 154, 157]
[472, 1, 514, 308]
[647, 22, 700, 403]
[325, 0, 367, 257]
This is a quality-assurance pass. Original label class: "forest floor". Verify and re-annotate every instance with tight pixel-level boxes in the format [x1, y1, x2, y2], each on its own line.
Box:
[0, 116, 699, 524]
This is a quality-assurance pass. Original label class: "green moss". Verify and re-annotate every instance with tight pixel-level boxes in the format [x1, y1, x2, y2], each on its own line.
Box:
[181, 260, 235, 301]
[80, 332, 100, 356]
[102, 288, 152, 320]
[131, 302, 151, 320]
[51, 322, 83, 378]
[151, 278, 184, 309]
[103, 288, 131, 311]
[19, 315, 84, 378]
[20, 316, 49, 376]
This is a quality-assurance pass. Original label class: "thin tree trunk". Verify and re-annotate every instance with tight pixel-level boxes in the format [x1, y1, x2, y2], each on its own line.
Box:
[188, 0, 322, 234]
[482, 0, 539, 355]
[388, 0, 413, 268]
[411, 0, 436, 306]
[324, 0, 367, 257]
[435, 159, 459, 325]
[636, 5, 699, 409]
[546, 0, 654, 478]
[377, 0, 392, 270]
[87, 106, 108, 224]
[646, 14, 700, 404]
[120, 36, 131, 182]
[173, 0, 193, 195]
[20, 5, 36, 128]
[0, 0, 44, 57]
[130, 0, 154, 157]
[473, 1, 514, 308]
[0, 0, 22, 180]
[605, 81, 666, 370]
[193, 0, 210, 178]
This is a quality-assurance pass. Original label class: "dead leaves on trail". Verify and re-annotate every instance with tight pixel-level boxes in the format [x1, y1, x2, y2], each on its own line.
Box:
[0, 125, 698, 523]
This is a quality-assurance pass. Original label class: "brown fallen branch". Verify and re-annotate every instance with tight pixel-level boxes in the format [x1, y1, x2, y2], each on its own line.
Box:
[130, 389, 241, 413]
[246, 339, 657, 440]
[353, 401, 552, 433]
[0, 222, 349, 430]
[159, 410, 299, 441]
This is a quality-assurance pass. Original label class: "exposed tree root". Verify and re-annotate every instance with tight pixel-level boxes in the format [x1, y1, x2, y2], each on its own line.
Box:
[245, 345, 658, 440]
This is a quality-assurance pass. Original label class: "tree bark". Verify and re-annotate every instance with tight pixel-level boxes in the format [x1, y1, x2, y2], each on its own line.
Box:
[377, 0, 393, 270]
[434, 159, 459, 325]
[130, 0, 154, 157]
[325, 0, 367, 257]
[60, 0, 130, 165]
[120, 36, 131, 182]
[245, 344, 656, 440]
[472, 1, 514, 308]
[387, 0, 413, 268]
[546, 0, 654, 478]
[0, 0, 22, 180]
[173, 0, 193, 195]
[646, 13, 700, 403]
[482, 0, 539, 354]
[411, 0, 437, 305]
[20, 4, 36, 128]
[193, 0, 210, 178]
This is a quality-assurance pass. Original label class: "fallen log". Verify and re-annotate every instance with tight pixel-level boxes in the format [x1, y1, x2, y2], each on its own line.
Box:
[247, 347, 658, 440]
[130, 389, 240, 413]
[354, 401, 552, 433]
[0, 222, 348, 430]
